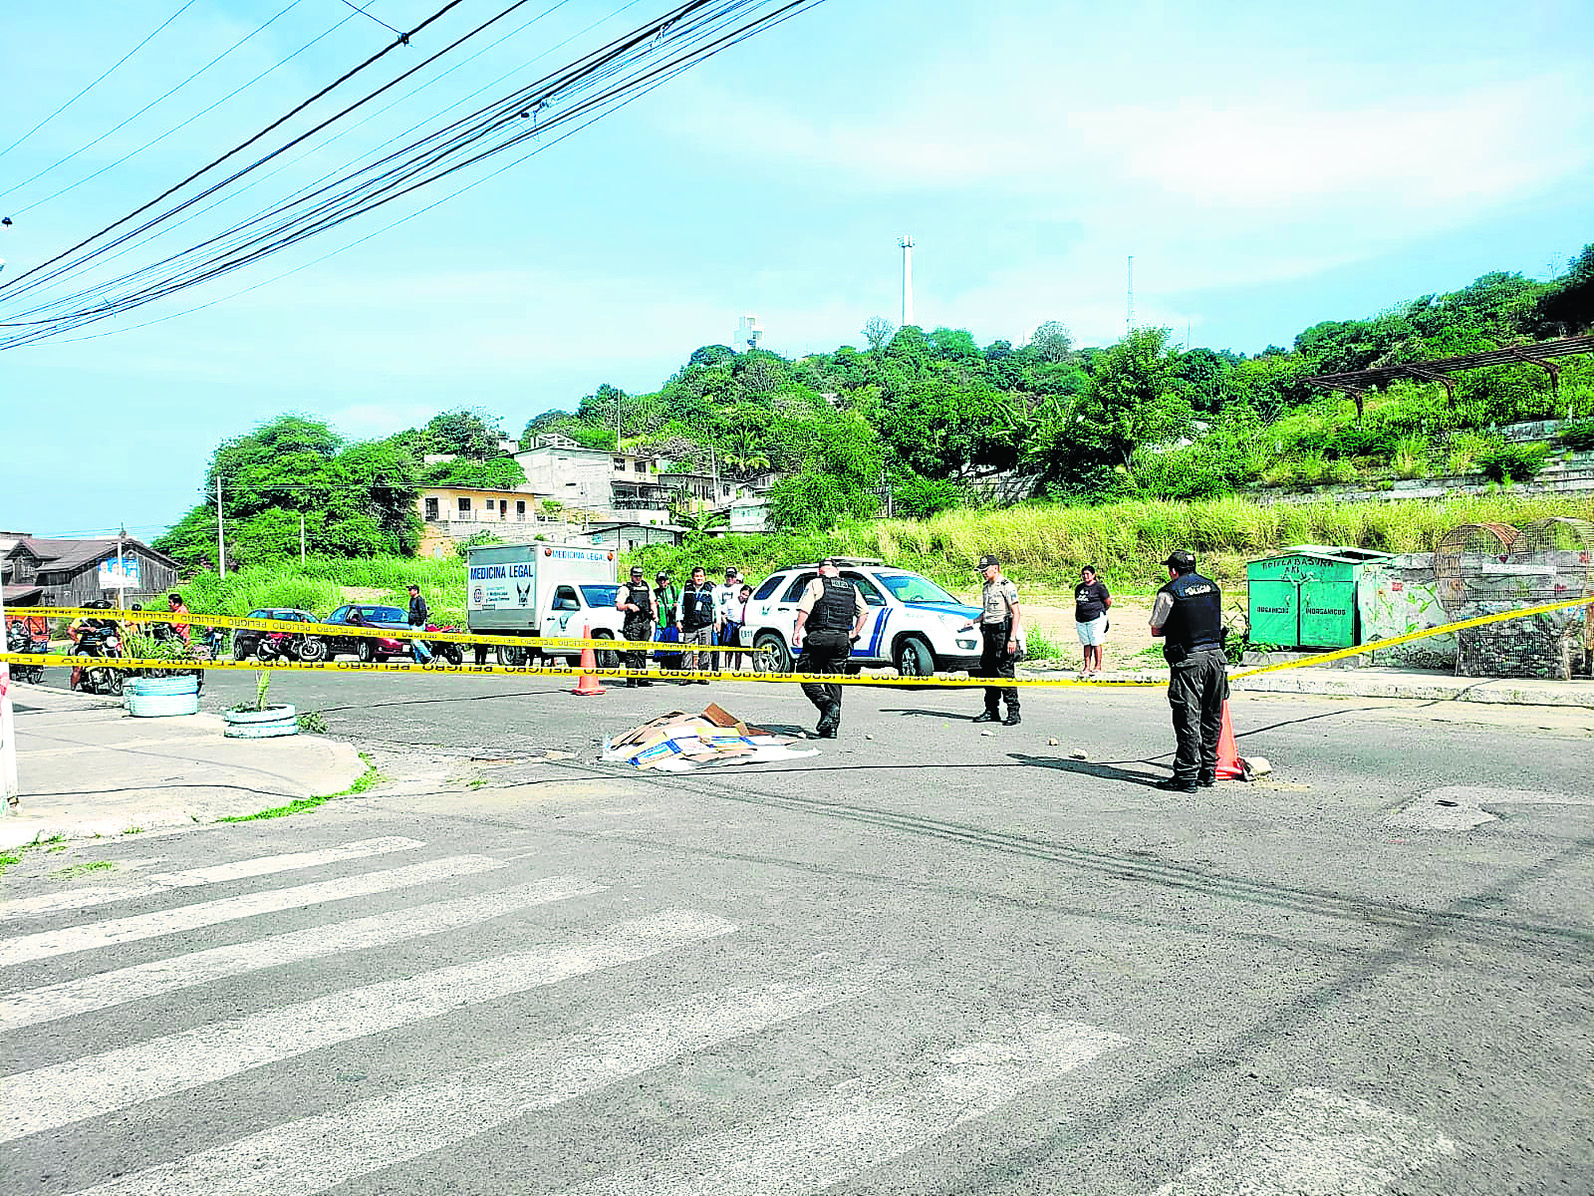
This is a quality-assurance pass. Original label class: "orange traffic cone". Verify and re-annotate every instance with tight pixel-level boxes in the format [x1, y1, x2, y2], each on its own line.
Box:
[1214, 700, 1246, 780]
[571, 624, 605, 696]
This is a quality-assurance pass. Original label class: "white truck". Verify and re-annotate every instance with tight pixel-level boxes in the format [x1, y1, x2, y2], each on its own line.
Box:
[465, 543, 627, 665]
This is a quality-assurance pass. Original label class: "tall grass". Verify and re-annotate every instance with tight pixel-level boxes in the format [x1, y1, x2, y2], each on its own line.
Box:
[633, 492, 1594, 595]
[179, 556, 468, 622]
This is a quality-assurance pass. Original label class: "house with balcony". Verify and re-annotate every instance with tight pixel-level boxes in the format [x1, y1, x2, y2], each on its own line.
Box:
[416, 486, 550, 557]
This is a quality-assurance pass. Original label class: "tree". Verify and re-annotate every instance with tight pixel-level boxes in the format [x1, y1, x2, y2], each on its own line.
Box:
[1079, 327, 1192, 468]
[861, 316, 895, 353]
[687, 344, 736, 370]
[1029, 320, 1074, 364]
[425, 409, 503, 459]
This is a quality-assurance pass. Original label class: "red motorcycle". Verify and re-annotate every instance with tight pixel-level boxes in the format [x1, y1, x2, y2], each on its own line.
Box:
[420, 623, 464, 665]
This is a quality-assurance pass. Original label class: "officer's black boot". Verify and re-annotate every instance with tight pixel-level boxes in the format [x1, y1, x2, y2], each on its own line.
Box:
[816, 702, 840, 739]
[1002, 706, 1021, 727]
[1197, 772, 1215, 787]
[972, 708, 1000, 724]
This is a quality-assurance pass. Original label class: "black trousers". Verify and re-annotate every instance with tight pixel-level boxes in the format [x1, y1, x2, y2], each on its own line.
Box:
[797, 629, 851, 712]
[1167, 647, 1229, 780]
[621, 618, 653, 673]
[978, 621, 1018, 713]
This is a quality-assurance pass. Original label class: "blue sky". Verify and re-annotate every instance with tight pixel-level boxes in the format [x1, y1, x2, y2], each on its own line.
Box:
[2, 0, 1591, 541]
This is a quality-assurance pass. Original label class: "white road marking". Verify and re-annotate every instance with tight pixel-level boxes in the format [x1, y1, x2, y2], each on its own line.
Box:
[0, 855, 504, 968]
[1, 908, 735, 1144]
[61, 980, 861, 1196]
[1141, 1088, 1461, 1195]
[0, 876, 607, 1032]
[0, 837, 427, 920]
[559, 1018, 1125, 1195]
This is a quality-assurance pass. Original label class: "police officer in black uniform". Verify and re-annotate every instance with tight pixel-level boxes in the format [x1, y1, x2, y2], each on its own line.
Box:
[615, 565, 656, 687]
[792, 557, 868, 738]
[1149, 549, 1228, 792]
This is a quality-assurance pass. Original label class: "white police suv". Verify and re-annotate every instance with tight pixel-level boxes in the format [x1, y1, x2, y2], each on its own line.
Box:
[738, 558, 984, 676]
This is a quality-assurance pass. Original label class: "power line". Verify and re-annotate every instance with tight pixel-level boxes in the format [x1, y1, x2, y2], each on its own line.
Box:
[0, 0, 471, 298]
[337, 1, 407, 39]
[0, 0, 825, 347]
[7, 2, 386, 219]
[0, 0, 311, 206]
[0, 0, 203, 166]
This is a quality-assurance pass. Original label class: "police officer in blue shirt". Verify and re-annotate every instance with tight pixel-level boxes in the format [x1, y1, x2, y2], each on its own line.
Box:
[1149, 549, 1228, 792]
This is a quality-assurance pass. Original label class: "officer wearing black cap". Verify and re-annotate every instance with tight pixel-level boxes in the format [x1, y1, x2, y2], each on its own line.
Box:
[960, 554, 1022, 726]
[1149, 549, 1228, 791]
[615, 565, 656, 687]
[792, 557, 868, 738]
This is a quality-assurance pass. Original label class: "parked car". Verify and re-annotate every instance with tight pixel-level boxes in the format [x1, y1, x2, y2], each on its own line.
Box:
[233, 609, 321, 661]
[318, 604, 412, 662]
[737, 558, 985, 677]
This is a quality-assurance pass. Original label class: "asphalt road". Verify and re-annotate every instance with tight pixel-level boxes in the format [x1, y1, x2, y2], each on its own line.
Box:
[3, 667, 1591, 1194]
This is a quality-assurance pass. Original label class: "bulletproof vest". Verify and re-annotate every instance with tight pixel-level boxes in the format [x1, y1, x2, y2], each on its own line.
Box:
[622, 584, 654, 621]
[1158, 572, 1223, 653]
[809, 575, 857, 633]
[681, 584, 716, 630]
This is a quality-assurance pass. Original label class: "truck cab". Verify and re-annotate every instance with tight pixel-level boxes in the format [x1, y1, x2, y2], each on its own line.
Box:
[465, 543, 626, 664]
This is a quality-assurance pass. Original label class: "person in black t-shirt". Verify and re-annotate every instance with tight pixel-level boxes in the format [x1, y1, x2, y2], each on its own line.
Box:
[1073, 565, 1111, 675]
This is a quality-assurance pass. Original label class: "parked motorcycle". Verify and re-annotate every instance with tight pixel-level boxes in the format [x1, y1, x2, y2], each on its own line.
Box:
[421, 622, 464, 666]
[70, 624, 125, 696]
[256, 628, 327, 663]
[6, 621, 47, 684]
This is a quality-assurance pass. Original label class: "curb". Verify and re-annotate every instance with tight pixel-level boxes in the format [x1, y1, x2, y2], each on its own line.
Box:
[1233, 671, 1594, 709]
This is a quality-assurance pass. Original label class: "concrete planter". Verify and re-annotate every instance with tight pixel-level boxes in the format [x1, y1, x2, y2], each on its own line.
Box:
[223, 704, 299, 739]
[125, 676, 201, 718]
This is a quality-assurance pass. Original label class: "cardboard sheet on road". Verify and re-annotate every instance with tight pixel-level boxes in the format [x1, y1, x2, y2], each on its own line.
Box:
[601, 703, 820, 772]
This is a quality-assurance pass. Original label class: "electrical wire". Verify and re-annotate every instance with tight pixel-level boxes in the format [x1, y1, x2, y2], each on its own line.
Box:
[7, 1, 384, 219]
[0, 0, 203, 166]
[0, 1, 311, 206]
[0, 0, 821, 347]
[0, 0, 472, 299]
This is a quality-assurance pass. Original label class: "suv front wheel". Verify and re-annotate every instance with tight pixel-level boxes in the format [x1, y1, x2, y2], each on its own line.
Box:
[753, 631, 793, 674]
[893, 635, 935, 678]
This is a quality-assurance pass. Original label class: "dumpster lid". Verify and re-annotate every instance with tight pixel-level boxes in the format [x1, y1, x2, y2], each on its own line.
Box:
[1274, 545, 1395, 563]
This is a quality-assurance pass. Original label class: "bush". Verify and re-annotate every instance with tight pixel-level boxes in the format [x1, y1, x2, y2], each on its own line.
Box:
[893, 475, 962, 519]
[1559, 418, 1594, 451]
[1476, 442, 1551, 483]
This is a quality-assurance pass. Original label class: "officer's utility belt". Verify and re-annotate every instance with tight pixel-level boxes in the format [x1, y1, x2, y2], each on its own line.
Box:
[1163, 639, 1224, 665]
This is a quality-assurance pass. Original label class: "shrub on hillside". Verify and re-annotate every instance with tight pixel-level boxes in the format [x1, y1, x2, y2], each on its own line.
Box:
[1476, 442, 1551, 483]
[1559, 418, 1594, 452]
[894, 475, 962, 519]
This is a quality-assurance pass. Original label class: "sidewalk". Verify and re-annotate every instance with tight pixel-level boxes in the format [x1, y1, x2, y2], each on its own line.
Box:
[1, 684, 366, 849]
[1231, 666, 1594, 708]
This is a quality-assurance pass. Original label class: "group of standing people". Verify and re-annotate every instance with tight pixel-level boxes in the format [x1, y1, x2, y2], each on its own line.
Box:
[615, 564, 755, 686]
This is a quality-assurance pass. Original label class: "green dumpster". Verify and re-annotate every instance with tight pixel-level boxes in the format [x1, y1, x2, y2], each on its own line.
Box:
[1246, 545, 1393, 649]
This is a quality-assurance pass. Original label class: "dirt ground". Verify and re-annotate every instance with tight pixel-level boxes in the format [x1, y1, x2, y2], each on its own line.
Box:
[946, 587, 1163, 671]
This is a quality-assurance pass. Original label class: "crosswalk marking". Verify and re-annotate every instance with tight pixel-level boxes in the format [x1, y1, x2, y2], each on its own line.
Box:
[0, 855, 504, 968]
[557, 1018, 1125, 1195]
[0, 876, 608, 1033]
[1140, 1088, 1461, 1195]
[59, 980, 863, 1196]
[1, 908, 736, 1145]
[0, 837, 427, 920]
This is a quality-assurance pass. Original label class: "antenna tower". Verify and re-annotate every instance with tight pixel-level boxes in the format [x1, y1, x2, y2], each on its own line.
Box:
[898, 235, 915, 327]
[1126, 254, 1135, 334]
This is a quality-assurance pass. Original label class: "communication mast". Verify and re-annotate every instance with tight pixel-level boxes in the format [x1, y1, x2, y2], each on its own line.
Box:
[1126, 254, 1135, 334]
[898, 235, 915, 327]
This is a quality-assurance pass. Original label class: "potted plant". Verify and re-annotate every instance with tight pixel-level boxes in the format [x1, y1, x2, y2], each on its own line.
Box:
[222, 673, 299, 739]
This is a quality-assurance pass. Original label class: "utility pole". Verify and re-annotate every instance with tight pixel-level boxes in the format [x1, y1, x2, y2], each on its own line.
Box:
[299, 513, 306, 564]
[216, 477, 226, 579]
[898, 235, 915, 328]
[115, 526, 126, 612]
[1126, 255, 1135, 335]
[0, 579, 17, 807]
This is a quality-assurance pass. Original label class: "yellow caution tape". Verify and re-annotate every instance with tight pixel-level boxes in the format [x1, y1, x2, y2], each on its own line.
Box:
[8, 595, 1587, 689]
[1228, 593, 1593, 680]
[14, 606, 754, 654]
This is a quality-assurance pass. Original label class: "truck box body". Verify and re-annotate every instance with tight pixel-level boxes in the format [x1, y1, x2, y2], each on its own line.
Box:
[466, 543, 617, 634]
